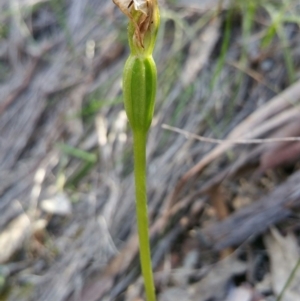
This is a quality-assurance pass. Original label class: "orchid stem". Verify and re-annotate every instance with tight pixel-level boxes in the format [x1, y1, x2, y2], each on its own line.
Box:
[133, 129, 156, 301]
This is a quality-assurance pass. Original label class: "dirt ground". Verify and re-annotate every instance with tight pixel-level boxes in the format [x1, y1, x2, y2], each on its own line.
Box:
[1, 0, 300, 301]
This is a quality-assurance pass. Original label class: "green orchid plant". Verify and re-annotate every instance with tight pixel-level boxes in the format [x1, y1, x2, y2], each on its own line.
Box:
[112, 1, 160, 300]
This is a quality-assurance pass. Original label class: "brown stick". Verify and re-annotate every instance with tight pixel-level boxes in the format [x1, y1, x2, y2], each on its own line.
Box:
[199, 171, 300, 251]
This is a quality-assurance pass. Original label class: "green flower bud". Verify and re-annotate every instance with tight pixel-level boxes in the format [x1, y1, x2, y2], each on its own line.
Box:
[123, 54, 157, 132]
[113, 1, 160, 132]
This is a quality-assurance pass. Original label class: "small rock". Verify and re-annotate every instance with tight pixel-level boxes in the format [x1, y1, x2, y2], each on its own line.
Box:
[40, 193, 72, 216]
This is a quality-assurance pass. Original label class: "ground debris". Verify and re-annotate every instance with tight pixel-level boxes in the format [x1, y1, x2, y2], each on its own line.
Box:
[200, 171, 300, 251]
[265, 229, 300, 301]
[0, 214, 31, 264]
[1, 0, 300, 300]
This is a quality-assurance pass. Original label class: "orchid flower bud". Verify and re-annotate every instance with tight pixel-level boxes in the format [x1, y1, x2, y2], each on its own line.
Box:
[123, 55, 157, 132]
[113, 0, 160, 133]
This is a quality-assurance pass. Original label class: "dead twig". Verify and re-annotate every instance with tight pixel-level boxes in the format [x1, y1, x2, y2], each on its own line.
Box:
[199, 171, 300, 251]
[162, 124, 300, 144]
[166, 79, 300, 208]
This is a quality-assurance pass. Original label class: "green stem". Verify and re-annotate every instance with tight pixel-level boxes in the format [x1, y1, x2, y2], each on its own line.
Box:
[133, 130, 156, 301]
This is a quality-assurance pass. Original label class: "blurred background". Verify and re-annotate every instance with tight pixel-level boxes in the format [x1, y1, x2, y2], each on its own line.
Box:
[1, 0, 300, 300]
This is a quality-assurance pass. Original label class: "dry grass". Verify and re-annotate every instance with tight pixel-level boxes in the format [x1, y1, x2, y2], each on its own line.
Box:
[0, 0, 300, 300]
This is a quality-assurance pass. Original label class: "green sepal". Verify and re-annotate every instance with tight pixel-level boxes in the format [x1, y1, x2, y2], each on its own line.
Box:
[123, 54, 157, 132]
